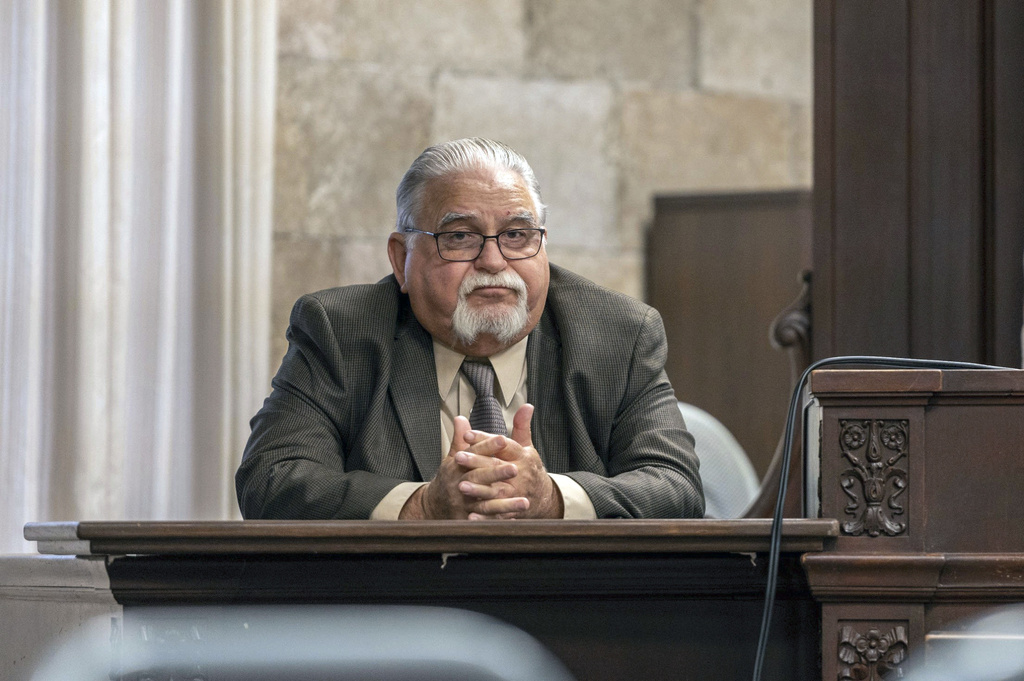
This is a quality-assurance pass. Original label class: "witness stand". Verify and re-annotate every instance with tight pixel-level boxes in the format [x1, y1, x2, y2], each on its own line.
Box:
[14, 369, 1024, 681]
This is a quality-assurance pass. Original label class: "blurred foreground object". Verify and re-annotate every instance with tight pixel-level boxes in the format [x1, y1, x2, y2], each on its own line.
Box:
[31, 604, 576, 681]
[903, 605, 1024, 681]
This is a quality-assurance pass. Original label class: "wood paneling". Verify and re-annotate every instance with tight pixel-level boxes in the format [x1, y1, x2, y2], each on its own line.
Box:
[813, 0, 1024, 367]
[648, 192, 811, 477]
[831, 1, 911, 357]
[909, 1, 985, 361]
[988, 0, 1024, 367]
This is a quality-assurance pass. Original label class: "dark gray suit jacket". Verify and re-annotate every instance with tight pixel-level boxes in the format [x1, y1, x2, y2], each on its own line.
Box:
[236, 265, 704, 519]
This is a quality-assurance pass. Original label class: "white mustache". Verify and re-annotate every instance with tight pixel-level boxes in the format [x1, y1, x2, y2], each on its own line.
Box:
[458, 270, 528, 299]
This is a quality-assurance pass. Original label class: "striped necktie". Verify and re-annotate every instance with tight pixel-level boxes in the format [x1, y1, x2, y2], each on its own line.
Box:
[461, 359, 508, 436]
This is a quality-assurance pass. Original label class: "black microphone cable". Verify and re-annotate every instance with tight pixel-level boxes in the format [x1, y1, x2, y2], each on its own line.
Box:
[750, 355, 1013, 681]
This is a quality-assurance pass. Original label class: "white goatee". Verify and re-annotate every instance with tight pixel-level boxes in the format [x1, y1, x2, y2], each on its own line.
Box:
[450, 270, 530, 347]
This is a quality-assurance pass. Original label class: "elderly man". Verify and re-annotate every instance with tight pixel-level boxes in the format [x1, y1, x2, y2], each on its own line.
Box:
[237, 138, 704, 520]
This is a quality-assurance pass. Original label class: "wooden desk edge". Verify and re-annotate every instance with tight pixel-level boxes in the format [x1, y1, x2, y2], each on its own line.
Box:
[802, 552, 1024, 602]
[810, 368, 1024, 395]
[26, 519, 839, 556]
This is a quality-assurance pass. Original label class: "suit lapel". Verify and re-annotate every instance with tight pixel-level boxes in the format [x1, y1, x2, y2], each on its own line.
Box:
[389, 307, 442, 480]
[527, 310, 569, 472]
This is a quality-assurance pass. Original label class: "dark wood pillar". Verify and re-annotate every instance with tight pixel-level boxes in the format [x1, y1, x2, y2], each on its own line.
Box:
[813, 0, 1023, 367]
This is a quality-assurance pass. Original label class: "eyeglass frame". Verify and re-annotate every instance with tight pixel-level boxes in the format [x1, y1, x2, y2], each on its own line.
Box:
[403, 227, 547, 262]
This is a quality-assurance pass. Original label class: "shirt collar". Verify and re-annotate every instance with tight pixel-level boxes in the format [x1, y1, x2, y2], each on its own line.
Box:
[433, 335, 529, 408]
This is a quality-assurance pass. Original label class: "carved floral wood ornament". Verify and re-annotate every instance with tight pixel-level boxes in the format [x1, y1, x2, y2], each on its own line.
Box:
[838, 625, 909, 681]
[838, 420, 909, 537]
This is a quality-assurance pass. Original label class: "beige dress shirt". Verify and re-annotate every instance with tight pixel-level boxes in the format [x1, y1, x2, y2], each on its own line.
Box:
[370, 336, 597, 519]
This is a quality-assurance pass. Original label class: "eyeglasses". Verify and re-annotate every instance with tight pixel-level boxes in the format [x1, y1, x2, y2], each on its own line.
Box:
[404, 228, 546, 262]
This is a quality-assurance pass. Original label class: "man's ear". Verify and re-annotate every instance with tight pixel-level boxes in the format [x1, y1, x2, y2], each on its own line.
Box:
[387, 232, 409, 292]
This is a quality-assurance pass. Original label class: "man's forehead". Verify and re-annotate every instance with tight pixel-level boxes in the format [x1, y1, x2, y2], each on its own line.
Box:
[421, 169, 538, 220]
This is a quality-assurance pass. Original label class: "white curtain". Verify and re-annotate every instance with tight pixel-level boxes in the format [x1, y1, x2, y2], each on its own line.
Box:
[0, 0, 276, 552]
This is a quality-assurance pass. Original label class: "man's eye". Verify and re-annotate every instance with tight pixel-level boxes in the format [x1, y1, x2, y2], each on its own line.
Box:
[440, 232, 479, 249]
[502, 230, 527, 242]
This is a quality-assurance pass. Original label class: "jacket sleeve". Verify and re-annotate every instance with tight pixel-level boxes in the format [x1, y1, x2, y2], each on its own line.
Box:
[565, 308, 706, 519]
[235, 294, 406, 519]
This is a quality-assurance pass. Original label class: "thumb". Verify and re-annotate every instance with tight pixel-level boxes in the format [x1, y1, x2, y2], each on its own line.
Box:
[448, 415, 471, 457]
[510, 403, 535, 447]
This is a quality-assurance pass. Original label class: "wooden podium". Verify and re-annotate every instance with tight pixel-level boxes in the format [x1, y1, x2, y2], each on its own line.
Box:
[802, 368, 1024, 680]
[15, 369, 1024, 681]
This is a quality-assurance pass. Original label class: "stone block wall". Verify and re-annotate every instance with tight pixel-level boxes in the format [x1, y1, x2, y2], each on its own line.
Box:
[271, 0, 812, 365]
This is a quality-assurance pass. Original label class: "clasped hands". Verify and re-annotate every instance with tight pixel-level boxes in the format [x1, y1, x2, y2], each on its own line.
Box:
[400, 404, 564, 520]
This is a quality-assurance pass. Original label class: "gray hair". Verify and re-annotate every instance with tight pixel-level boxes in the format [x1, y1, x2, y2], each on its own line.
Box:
[395, 138, 547, 237]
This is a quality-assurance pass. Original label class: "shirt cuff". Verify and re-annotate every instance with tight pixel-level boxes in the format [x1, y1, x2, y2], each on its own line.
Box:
[370, 482, 428, 520]
[550, 473, 597, 519]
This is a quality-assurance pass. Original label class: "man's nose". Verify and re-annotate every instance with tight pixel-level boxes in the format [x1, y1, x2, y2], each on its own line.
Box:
[475, 237, 507, 271]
